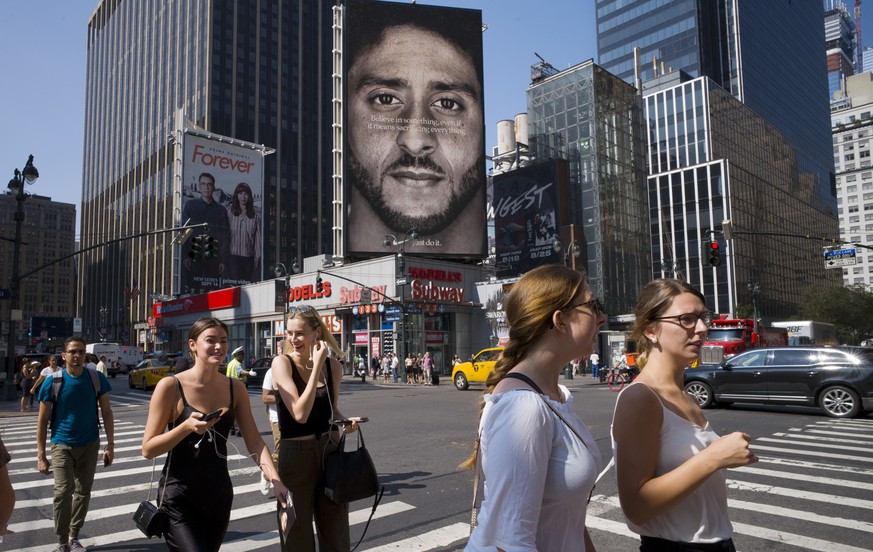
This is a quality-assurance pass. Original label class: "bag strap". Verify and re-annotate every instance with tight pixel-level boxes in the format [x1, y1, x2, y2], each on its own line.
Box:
[147, 377, 178, 505]
[351, 486, 384, 552]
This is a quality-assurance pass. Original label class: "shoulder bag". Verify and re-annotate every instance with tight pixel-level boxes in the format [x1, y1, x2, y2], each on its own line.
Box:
[133, 378, 178, 538]
[323, 424, 384, 552]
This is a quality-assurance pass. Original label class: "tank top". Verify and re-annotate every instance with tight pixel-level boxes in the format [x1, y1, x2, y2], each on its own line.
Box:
[159, 377, 235, 508]
[277, 355, 334, 438]
[611, 382, 732, 543]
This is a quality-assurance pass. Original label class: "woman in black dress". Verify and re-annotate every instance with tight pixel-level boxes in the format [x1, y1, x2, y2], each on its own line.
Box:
[142, 317, 287, 551]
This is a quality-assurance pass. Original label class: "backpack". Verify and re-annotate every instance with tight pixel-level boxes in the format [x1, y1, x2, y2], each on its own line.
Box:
[50, 368, 102, 429]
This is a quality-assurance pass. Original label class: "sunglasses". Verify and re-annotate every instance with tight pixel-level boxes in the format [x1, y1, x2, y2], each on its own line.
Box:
[562, 298, 606, 316]
[288, 305, 314, 313]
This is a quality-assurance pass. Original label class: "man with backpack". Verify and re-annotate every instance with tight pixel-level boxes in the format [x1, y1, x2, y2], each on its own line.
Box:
[35, 337, 115, 552]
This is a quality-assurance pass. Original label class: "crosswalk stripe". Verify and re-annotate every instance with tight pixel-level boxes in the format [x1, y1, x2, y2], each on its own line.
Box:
[778, 430, 873, 445]
[755, 455, 873, 476]
[732, 520, 872, 552]
[598, 494, 873, 535]
[751, 444, 873, 463]
[733, 465, 873, 491]
[219, 501, 417, 551]
[725, 479, 873, 510]
[361, 522, 470, 551]
[756, 436, 873, 453]
[797, 428, 873, 440]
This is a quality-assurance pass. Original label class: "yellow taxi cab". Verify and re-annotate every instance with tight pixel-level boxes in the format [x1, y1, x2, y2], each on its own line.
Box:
[452, 347, 504, 390]
[128, 358, 174, 391]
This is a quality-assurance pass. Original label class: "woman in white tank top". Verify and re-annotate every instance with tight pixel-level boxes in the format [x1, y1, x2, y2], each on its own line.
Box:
[612, 279, 758, 552]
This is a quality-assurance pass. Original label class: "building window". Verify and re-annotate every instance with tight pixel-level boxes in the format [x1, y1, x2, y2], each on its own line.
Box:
[862, 151, 871, 159]
[846, 154, 856, 161]
[848, 185, 858, 192]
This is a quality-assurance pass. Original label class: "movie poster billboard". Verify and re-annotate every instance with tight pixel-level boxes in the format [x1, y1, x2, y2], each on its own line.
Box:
[344, 0, 487, 258]
[179, 133, 265, 295]
[492, 160, 570, 277]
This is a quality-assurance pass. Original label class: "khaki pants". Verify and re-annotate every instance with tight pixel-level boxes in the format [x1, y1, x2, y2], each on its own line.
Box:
[278, 434, 350, 551]
[51, 440, 99, 544]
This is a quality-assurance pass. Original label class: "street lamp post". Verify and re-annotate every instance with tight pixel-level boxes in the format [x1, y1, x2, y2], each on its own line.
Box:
[274, 260, 301, 315]
[552, 239, 581, 268]
[4, 154, 38, 401]
[383, 228, 418, 373]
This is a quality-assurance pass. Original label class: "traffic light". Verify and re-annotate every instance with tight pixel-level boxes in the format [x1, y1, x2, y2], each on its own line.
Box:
[316, 276, 324, 293]
[708, 240, 721, 267]
[204, 235, 219, 259]
[188, 234, 204, 261]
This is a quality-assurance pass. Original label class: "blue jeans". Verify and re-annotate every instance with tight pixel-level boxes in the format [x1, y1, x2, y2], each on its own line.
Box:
[591, 363, 600, 378]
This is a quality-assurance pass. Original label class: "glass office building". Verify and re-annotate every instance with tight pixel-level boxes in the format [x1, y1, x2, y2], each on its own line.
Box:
[645, 72, 841, 318]
[527, 61, 650, 314]
[597, 0, 836, 220]
[80, 0, 335, 343]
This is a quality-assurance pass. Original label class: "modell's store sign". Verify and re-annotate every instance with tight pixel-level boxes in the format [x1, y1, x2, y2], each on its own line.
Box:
[287, 281, 332, 302]
[408, 267, 465, 303]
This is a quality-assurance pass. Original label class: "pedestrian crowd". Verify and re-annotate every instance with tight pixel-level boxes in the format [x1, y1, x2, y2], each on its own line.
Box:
[3, 269, 757, 552]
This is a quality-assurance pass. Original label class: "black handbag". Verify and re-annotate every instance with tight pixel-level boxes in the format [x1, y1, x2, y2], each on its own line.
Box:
[133, 499, 167, 538]
[323, 425, 384, 552]
[133, 379, 176, 538]
[323, 427, 379, 503]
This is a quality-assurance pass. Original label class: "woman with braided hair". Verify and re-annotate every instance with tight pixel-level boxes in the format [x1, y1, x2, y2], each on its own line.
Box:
[463, 264, 607, 551]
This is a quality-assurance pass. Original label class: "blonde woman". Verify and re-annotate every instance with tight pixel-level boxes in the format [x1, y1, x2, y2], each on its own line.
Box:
[271, 305, 359, 551]
[141, 317, 287, 551]
[464, 265, 606, 551]
[612, 279, 757, 551]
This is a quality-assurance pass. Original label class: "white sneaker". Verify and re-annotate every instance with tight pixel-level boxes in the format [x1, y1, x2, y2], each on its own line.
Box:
[260, 477, 273, 496]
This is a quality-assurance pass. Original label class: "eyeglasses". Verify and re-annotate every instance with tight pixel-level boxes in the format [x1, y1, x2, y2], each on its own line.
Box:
[65, 349, 85, 355]
[288, 305, 313, 313]
[654, 311, 714, 329]
[563, 298, 606, 316]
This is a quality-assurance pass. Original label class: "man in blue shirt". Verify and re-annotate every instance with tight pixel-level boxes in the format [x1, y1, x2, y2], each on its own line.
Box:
[36, 337, 115, 552]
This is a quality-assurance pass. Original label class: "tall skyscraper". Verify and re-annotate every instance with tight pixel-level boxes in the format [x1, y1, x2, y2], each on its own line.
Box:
[526, 60, 650, 314]
[0, 194, 77, 341]
[597, 0, 836, 217]
[824, 0, 857, 101]
[831, 72, 873, 288]
[79, 0, 335, 344]
[644, 71, 841, 318]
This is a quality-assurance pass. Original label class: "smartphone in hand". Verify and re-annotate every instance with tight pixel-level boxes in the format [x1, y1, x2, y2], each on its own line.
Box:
[202, 408, 223, 422]
[103, 454, 110, 467]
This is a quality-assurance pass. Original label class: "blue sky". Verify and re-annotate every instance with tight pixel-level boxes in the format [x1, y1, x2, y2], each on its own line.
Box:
[0, 0, 598, 238]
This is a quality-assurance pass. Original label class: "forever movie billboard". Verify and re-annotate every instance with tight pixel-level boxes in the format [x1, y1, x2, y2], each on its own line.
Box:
[180, 133, 264, 295]
[344, 0, 486, 258]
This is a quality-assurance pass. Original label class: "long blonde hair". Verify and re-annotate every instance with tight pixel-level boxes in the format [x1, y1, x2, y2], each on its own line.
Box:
[630, 279, 706, 369]
[460, 265, 585, 470]
[282, 305, 345, 359]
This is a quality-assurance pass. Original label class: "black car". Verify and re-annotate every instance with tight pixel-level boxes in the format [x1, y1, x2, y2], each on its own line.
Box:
[684, 346, 873, 418]
[244, 357, 274, 389]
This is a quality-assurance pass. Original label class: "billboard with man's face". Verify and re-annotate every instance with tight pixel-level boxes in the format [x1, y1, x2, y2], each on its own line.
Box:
[344, 0, 487, 258]
[180, 133, 264, 295]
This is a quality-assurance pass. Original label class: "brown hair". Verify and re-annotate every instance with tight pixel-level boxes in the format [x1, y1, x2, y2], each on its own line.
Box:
[460, 265, 586, 470]
[282, 306, 345, 359]
[187, 317, 229, 361]
[630, 279, 706, 369]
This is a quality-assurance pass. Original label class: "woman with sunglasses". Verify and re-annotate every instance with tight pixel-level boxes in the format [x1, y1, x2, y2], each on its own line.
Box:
[464, 264, 606, 551]
[271, 305, 359, 551]
[612, 279, 758, 552]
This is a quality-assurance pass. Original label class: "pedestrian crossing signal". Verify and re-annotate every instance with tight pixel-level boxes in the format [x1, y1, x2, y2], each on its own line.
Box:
[316, 276, 324, 293]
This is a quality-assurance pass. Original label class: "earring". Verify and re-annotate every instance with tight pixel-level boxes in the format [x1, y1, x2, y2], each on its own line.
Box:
[650, 337, 658, 344]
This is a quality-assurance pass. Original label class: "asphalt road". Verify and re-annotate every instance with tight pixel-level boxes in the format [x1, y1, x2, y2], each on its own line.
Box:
[2, 376, 871, 551]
